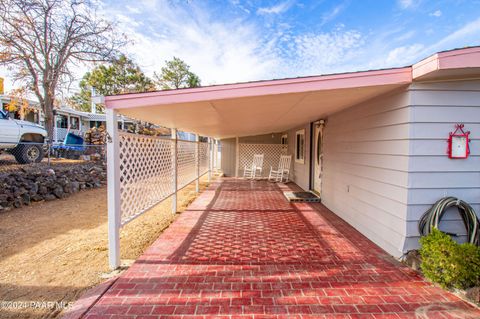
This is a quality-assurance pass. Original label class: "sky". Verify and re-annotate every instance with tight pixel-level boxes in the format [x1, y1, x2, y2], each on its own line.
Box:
[1, 0, 480, 94]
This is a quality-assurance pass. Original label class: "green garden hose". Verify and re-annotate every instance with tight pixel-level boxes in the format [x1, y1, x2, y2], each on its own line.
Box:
[418, 197, 480, 246]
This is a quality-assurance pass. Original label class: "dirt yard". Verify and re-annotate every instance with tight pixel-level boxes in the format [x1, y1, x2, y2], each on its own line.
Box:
[0, 176, 211, 319]
[0, 153, 86, 173]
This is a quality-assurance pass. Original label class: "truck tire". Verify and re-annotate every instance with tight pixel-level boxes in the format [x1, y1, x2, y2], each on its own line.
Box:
[14, 144, 44, 164]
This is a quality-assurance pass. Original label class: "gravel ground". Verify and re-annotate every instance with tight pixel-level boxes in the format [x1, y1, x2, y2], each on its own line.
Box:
[0, 175, 211, 319]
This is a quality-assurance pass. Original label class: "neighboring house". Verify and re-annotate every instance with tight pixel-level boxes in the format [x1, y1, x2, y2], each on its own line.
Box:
[0, 95, 137, 142]
[103, 46, 480, 259]
[53, 107, 135, 142]
[0, 95, 43, 125]
[178, 131, 197, 141]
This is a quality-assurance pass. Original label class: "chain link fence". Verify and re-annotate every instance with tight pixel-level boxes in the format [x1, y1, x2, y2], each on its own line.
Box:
[0, 141, 106, 171]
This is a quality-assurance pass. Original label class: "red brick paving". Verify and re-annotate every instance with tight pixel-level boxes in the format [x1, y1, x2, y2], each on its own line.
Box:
[80, 179, 480, 318]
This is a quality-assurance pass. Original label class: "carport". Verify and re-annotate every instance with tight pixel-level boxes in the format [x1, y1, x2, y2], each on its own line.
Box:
[104, 46, 480, 269]
[104, 66, 412, 269]
[64, 46, 480, 318]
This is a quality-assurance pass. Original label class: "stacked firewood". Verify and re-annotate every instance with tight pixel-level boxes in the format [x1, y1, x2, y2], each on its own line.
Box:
[127, 123, 170, 136]
[84, 126, 106, 145]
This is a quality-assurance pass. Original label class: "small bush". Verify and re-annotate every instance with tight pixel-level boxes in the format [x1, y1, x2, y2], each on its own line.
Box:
[419, 228, 480, 290]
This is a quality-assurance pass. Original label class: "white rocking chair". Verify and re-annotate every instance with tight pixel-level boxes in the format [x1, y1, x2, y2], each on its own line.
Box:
[243, 154, 264, 179]
[268, 155, 292, 182]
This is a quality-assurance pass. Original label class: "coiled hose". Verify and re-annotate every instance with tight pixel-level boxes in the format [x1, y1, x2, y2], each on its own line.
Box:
[418, 197, 480, 246]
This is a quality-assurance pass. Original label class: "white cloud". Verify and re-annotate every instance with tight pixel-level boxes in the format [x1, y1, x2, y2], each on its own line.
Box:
[395, 30, 416, 42]
[110, 2, 281, 85]
[384, 43, 425, 66]
[100, 1, 371, 85]
[257, 1, 294, 15]
[125, 5, 142, 14]
[423, 16, 480, 52]
[320, 3, 347, 26]
[2, 0, 480, 96]
[365, 16, 480, 69]
[398, 0, 415, 9]
[430, 10, 442, 17]
[284, 30, 364, 75]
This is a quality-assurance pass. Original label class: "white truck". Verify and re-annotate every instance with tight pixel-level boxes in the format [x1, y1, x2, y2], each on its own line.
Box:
[0, 110, 48, 164]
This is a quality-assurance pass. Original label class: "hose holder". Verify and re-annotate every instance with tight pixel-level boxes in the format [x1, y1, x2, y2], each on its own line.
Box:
[418, 196, 479, 246]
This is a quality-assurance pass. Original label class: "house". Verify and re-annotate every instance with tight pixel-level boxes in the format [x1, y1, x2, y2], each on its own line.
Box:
[0, 94, 43, 124]
[101, 47, 480, 266]
[0, 94, 136, 142]
[52, 107, 136, 142]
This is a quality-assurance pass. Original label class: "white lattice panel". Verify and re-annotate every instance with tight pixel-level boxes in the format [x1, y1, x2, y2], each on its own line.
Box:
[239, 143, 288, 177]
[199, 142, 209, 175]
[177, 140, 197, 189]
[118, 132, 174, 225]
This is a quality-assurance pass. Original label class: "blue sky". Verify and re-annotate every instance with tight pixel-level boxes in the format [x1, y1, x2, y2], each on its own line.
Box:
[102, 0, 480, 85]
[2, 0, 480, 92]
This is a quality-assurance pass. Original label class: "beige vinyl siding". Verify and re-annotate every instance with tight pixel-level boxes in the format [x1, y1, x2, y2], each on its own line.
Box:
[220, 138, 237, 177]
[321, 89, 411, 257]
[404, 79, 480, 251]
[286, 124, 311, 190]
[219, 80, 480, 259]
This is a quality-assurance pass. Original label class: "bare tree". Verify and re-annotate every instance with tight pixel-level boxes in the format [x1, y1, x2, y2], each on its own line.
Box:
[0, 0, 125, 139]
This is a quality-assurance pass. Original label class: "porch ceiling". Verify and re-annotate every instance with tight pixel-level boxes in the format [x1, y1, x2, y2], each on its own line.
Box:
[106, 68, 411, 139]
[104, 47, 480, 139]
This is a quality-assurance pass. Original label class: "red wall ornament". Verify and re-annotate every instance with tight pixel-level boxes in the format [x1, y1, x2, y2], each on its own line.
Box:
[447, 124, 470, 159]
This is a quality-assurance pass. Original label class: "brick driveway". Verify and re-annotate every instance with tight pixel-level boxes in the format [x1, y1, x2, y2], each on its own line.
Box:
[79, 179, 480, 318]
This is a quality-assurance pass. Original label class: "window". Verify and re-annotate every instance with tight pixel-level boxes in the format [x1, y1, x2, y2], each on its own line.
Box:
[56, 114, 68, 128]
[295, 129, 305, 164]
[90, 121, 103, 128]
[24, 110, 39, 124]
[281, 134, 288, 145]
[70, 116, 80, 130]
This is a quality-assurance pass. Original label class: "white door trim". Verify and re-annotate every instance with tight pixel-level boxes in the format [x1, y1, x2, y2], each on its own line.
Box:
[312, 120, 325, 196]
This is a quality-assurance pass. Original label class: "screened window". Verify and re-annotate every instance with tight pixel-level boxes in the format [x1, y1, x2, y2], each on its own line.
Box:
[56, 114, 68, 129]
[90, 121, 103, 128]
[70, 116, 80, 130]
[295, 129, 305, 164]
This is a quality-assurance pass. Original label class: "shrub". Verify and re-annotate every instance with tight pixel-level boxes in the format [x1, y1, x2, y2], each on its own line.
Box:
[419, 228, 480, 290]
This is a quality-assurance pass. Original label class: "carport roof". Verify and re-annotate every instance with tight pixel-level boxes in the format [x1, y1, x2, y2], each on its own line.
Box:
[105, 46, 480, 139]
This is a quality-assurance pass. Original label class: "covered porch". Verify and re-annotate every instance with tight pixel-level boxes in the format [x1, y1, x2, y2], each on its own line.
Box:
[101, 47, 480, 263]
[69, 178, 479, 318]
[103, 66, 415, 268]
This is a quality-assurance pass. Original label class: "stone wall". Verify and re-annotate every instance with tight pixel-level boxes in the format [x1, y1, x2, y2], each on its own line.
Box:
[0, 162, 107, 211]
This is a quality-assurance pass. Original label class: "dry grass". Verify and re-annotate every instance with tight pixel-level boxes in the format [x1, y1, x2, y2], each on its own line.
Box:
[0, 175, 211, 319]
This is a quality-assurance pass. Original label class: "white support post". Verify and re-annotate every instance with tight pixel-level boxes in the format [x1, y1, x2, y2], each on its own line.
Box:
[195, 134, 200, 193]
[208, 138, 212, 182]
[171, 128, 178, 214]
[106, 108, 121, 270]
[91, 87, 97, 114]
[235, 137, 239, 178]
[212, 140, 216, 170]
[214, 139, 219, 170]
[53, 115, 58, 143]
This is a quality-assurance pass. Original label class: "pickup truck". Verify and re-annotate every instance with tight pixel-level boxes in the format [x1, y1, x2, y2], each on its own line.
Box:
[0, 110, 48, 164]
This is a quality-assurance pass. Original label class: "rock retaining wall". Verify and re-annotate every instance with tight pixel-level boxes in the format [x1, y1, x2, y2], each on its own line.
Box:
[0, 162, 107, 211]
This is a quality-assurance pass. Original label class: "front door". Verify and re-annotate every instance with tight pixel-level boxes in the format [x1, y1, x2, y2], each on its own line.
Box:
[312, 120, 325, 196]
